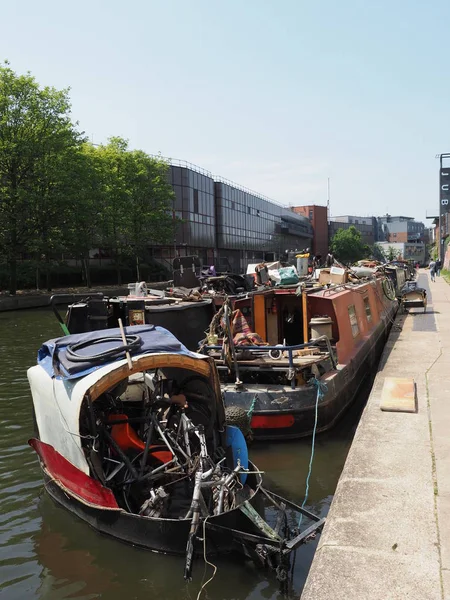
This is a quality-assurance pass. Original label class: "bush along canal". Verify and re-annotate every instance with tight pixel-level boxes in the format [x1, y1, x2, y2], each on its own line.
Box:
[0, 308, 375, 600]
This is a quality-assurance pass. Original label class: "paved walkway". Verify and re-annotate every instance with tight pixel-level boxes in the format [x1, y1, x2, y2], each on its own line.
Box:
[301, 270, 450, 600]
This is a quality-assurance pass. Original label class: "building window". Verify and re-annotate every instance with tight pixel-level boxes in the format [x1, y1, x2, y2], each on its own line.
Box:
[309, 210, 313, 221]
[393, 232, 397, 237]
[364, 297, 372, 322]
[348, 305, 359, 337]
[193, 189, 200, 214]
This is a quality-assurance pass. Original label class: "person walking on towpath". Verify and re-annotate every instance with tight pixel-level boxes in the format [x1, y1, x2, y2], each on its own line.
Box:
[436, 258, 442, 277]
[429, 259, 436, 282]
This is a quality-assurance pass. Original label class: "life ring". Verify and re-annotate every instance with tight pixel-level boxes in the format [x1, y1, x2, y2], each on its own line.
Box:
[382, 278, 396, 301]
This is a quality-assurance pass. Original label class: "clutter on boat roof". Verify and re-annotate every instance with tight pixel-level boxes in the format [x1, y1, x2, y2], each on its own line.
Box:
[27, 323, 324, 588]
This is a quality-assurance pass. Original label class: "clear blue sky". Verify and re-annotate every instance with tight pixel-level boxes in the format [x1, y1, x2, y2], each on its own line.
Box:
[2, 0, 448, 224]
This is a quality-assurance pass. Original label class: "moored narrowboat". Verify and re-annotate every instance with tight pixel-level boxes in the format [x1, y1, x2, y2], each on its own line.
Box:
[27, 324, 323, 581]
[201, 273, 398, 440]
[50, 287, 214, 351]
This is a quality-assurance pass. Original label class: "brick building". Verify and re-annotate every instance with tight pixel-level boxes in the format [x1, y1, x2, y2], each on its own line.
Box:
[377, 215, 425, 244]
[290, 205, 329, 259]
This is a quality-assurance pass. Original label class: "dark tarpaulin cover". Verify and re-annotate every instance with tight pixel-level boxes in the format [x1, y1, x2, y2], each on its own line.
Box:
[37, 325, 194, 380]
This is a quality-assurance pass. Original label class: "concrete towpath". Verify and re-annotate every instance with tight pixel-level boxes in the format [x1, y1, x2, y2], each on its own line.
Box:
[301, 269, 450, 600]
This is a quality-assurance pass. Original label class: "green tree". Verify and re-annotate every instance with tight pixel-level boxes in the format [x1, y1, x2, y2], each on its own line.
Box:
[62, 144, 105, 288]
[90, 138, 175, 284]
[120, 148, 175, 280]
[90, 138, 137, 285]
[376, 244, 400, 261]
[0, 62, 84, 293]
[330, 226, 370, 264]
[386, 245, 400, 261]
[370, 244, 385, 262]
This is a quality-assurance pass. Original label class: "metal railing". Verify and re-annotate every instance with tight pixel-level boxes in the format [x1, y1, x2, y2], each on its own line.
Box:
[148, 153, 312, 221]
[201, 335, 336, 390]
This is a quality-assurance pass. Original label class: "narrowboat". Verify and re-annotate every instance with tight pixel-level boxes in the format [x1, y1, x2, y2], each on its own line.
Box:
[27, 324, 323, 581]
[50, 284, 214, 351]
[200, 271, 398, 440]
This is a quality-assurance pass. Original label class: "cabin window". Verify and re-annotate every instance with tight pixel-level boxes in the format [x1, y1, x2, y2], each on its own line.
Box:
[364, 297, 372, 322]
[348, 305, 359, 337]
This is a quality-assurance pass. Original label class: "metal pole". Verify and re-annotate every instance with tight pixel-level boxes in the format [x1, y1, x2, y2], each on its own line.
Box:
[327, 177, 330, 223]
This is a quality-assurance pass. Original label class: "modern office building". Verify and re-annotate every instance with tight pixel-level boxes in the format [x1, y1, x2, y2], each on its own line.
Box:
[290, 205, 328, 259]
[152, 162, 314, 272]
[167, 164, 217, 266]
[377, 215, 425, 244]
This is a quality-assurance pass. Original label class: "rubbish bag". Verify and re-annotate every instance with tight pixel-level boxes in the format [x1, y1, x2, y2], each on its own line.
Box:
[277, 266, 299, 286]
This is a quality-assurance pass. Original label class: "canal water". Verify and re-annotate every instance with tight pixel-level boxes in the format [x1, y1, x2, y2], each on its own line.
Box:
[0, 308, 369, 600]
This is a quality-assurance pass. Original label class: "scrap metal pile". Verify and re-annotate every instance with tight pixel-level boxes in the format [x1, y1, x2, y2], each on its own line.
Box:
[82, 372, 256, 578]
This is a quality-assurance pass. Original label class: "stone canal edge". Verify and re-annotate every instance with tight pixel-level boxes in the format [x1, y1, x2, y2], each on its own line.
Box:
[301, 270, 450, 600]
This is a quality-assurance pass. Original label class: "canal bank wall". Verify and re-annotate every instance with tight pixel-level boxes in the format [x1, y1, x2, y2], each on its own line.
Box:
[301, 270, 450, 600]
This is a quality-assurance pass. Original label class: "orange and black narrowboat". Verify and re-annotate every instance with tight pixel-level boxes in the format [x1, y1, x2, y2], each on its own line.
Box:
[202, 274, 398, 440]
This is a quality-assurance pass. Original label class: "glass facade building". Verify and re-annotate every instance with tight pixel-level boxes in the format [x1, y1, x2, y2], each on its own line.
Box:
[169, 166, 216, 249]
[156, 163, 313, 271]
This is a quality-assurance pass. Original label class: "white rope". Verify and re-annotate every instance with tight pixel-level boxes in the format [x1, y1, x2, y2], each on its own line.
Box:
[196, 516, 217, 600]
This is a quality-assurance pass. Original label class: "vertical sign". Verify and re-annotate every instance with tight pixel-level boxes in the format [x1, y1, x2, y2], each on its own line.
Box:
[440, 163, 450, 260]
[440, 168, 450, 209]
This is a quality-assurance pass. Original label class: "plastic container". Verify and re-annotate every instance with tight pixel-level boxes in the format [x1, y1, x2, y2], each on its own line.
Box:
[127, 282, 148, 297]
[309, 316, 333, 340]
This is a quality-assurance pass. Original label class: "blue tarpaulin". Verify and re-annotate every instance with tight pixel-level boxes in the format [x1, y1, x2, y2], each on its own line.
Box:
[37, 325, 196, 380]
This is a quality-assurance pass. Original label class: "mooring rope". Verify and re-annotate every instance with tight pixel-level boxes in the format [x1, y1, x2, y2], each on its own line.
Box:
[247, 394, 258, 418]
[196, 515, 217, 600]
[298, 377, 328, 529]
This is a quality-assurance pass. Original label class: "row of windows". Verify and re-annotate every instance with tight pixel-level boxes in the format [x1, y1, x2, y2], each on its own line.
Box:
[217, 183, 311, 231]
[174, 211, 215, 226]
[217, 185, 280, 214]
[170, 167, 215, 195]
[219, 226, 273, 239]
[217, 212, 277, 232]
[217, 233, 309, 251]
[173, 185, 215, 216]
[169, 169, 312, 249]
[348, 298, 372, 338]
[217, 199, 279, 221]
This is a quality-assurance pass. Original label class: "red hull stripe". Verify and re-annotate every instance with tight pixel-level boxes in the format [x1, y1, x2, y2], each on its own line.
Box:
[29, 438, 119, 509]
[251, 414, 295, 429]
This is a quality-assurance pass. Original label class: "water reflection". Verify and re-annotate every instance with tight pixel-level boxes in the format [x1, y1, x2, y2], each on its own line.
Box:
[0, 308, 367, 600]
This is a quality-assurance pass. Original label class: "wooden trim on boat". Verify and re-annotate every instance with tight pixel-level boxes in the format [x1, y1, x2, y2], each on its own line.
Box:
[88, 354, 211, 401]
[253, 294, 267, 342]
[302, 289, 309, 344]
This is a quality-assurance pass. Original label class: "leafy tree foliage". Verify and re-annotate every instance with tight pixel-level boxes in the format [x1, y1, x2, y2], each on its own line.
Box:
[0, 62, 84, 293]
[330, 226, 370, 264]
[0, 64, 175, 292]
[375, 244, 401, 261]
[84, 138, 175, 284]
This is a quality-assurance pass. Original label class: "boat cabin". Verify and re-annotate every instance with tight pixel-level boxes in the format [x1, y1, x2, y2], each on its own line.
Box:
[204, 277, 395, 389]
